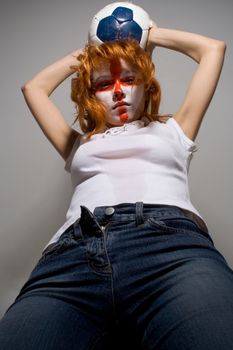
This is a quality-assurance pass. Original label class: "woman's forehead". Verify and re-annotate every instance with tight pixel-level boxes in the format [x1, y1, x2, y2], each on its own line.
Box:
[92, 58, 137, 82]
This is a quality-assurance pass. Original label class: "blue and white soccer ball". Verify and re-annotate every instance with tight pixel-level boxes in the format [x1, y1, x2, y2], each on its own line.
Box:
[88, 2, 151, 49]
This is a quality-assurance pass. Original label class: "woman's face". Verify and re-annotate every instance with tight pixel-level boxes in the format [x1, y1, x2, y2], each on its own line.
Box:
[92, 58, 145, 127]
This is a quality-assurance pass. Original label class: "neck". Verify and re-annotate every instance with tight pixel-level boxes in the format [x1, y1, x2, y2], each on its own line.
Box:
[103, 116, 150, 131]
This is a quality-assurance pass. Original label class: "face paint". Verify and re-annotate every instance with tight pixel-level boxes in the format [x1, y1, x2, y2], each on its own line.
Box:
[92, 58, 145, 127]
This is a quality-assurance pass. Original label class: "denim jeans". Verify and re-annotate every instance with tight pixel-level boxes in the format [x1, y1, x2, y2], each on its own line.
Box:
[1, 202, 233, 350]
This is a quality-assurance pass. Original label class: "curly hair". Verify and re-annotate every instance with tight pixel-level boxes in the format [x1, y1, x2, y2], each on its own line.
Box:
[70, 40, 163, 141]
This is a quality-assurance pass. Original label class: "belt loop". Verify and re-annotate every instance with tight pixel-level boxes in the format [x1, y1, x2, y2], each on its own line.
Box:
[135, 202, 144, 226]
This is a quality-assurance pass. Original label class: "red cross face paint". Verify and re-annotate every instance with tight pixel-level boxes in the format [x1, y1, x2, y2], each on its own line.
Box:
[92, 58, 145, 127]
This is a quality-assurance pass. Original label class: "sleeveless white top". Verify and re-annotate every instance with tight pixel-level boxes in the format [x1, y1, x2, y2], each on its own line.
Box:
[43, 116, 208, 251]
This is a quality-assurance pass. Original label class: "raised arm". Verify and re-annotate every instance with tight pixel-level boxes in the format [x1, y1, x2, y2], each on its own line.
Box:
[21, 49, 83, 161]
[147, 23, 226, 141]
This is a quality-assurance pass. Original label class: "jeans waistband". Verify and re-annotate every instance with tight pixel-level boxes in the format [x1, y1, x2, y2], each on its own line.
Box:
[44, 203, 210, 255]
[97, 203, 187, 220]
[74, 202, 190, 230]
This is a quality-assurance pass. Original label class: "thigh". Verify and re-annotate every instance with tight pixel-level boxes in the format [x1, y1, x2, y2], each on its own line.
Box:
[0, 295, 108, 350]
[109, 216, 233, 350]
[130, 220, 233, 350]
[141, 252, 233, 350]
[0, 225, 114, 350]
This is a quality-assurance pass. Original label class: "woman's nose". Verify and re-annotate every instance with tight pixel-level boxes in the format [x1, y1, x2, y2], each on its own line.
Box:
[113, 80, 126, 101]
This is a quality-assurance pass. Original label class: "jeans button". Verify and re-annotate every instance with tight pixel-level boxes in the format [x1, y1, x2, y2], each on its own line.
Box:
[104, 207, 115, 218]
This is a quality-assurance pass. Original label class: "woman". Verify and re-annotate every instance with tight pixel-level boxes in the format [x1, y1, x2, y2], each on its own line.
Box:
[0, 19, 232, 350]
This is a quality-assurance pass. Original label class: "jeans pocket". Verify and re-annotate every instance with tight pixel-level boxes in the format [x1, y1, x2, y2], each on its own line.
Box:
[37, 227, 79, 266]
[147, 217, 213, 243]
[41, 241, 63, 257]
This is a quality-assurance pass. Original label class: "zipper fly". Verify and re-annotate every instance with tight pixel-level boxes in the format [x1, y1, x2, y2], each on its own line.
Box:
[100, 223, 110, 233]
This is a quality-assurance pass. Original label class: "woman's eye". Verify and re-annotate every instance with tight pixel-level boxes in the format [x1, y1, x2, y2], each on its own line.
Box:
[95, 81, 113, 90]
[122, 76, 136, 84]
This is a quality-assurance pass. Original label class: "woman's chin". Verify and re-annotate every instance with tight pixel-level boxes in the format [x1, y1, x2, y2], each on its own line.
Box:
[119, 113, 129, 123]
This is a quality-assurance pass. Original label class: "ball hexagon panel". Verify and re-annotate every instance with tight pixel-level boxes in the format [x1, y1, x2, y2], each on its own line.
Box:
[97, 7, 142, 42]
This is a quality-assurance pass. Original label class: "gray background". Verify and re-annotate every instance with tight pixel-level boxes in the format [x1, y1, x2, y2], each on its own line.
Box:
[0, 0, 232, 318]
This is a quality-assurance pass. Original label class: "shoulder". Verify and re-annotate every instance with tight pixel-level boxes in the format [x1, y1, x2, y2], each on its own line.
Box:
[164, 115, 173, 122]
[157, 114, 173, 123]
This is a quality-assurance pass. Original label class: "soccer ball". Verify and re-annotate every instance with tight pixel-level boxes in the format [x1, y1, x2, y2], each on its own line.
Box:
[88, 2, 151, 49]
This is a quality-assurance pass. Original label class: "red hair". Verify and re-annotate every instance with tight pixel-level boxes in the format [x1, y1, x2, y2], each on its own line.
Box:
[70, 40, 163, 141]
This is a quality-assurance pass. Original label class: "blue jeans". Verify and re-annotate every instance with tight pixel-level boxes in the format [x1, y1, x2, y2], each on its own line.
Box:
[1, 203, 233, 349]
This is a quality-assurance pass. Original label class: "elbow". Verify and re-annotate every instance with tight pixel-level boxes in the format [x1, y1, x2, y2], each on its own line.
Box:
[21, 84, 27, 92]
[220, 41, 227, 53]
[200, 40, 227, 62]
[21, 81, 40, 94]
[21, 81, 50, 96]
[21, 82, 33, 93]
[197, 40, 227, 63]
[21, 85, 29, 95]
[214, 41, 227, 61]
[212, 40, 227, 53]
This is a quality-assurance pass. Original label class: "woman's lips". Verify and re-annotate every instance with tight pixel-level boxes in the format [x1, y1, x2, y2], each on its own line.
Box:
[113, 102, 130, 110]
[117, 105, 127, 114]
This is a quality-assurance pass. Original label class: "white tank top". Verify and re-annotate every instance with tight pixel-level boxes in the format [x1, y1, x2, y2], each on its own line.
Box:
[43, 115, 208, 251]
